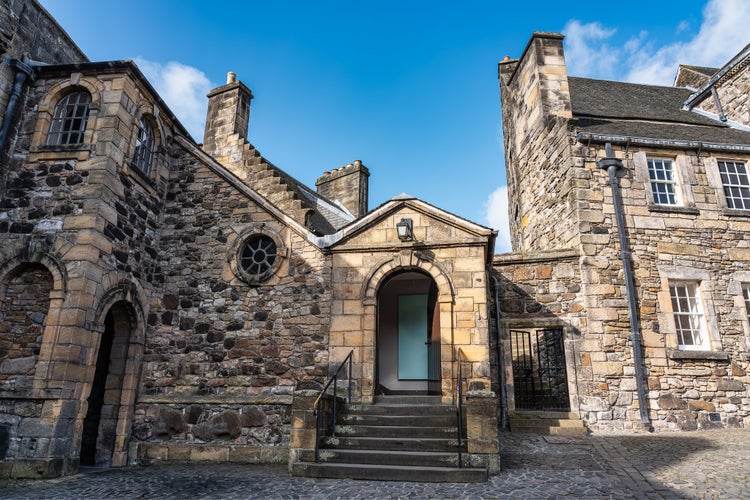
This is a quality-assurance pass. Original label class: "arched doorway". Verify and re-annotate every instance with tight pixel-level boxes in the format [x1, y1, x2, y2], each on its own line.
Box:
[376, 271, 440, 395]
[80, 301, 134, 466]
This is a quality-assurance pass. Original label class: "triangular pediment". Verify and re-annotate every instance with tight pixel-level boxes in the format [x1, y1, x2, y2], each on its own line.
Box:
[328, 196, 495, 251]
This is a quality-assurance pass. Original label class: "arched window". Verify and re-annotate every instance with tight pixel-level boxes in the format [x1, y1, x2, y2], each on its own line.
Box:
[133, 117, 155, 176]
[45, 90, 91, 146]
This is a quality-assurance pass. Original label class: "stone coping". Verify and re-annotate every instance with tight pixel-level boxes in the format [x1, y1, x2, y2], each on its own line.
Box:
[138, 394, 293, 405]
[493, 248, 579, 265]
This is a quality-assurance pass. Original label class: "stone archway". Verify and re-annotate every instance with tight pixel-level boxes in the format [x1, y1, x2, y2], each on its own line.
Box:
[376, 270, 441, 395]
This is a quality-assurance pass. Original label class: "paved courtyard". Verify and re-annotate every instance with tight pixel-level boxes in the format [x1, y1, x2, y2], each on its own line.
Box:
[0, 429, 747, 499]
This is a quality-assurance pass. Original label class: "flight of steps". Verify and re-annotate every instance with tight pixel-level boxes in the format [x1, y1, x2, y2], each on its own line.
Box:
[508, 410, 588, 436]
[291, 395, 488, 482]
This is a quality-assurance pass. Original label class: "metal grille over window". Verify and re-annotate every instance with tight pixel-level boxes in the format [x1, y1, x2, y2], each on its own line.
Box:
[669, 282, 707, 350]
[46, 91, 91, 146]
[133, 118, 155, 176]
[239, 235, 277, 276]
[647, 158, 680, 205]
[718, 160, 750, 210]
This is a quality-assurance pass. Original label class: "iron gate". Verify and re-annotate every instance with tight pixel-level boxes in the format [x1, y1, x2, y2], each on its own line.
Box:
[510, 328, 570, 411]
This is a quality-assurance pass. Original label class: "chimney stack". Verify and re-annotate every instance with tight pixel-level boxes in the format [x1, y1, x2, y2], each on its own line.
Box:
[202, 71, 253, 166]
[316, 160, 370, 218]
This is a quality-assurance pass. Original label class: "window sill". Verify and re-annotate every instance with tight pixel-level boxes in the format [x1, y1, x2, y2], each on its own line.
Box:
[124, 163, 157, 191]
[29, 145, 92, 162]
[648, 204, 700, 215]
[667, 348, 730, 361]
[721, 208, 750, 218]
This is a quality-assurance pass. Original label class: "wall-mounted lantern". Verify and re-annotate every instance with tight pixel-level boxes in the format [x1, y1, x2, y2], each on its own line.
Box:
[396, 218, 414, 242]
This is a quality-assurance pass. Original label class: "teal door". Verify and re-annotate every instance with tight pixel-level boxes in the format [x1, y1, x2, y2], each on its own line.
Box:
[398, 294, 428, 379]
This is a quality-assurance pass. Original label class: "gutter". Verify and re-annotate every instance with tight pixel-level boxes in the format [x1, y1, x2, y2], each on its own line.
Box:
[596, 142, 652, 431]
[577, 132, 750, 153]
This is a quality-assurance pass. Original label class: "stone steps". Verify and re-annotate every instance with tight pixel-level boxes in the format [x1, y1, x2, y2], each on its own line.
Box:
[298, 448, 463, 468]
[320, 435, 463, 452]
[509, 411, 588, 436]
[291, 396, 487, 482]
[292, 462, 487, 483]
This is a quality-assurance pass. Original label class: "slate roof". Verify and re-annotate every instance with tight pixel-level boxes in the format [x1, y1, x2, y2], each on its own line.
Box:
[680, 65, 719, 78]
[261, 160, 355, 235]
[569, 76, 750, 146]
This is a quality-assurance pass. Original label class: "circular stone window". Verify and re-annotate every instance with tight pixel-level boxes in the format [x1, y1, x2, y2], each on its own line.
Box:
[239, 234, 277, 277]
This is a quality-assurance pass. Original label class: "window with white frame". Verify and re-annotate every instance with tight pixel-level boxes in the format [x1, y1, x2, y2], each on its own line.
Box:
[647, 158, 681, 205]
[743, 285, 750, 325]
[669, 282, 709, 350]
[718, 160, 750, 210]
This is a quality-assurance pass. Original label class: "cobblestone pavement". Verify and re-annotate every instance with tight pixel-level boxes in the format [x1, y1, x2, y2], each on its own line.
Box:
[0, 429, 746, 499]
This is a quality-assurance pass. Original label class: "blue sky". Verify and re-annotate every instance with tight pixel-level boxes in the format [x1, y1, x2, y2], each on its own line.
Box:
[40, 0, 750, 252]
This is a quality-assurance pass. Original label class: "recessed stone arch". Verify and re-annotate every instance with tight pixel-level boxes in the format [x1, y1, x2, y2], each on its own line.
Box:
[361, 249, 455, 304]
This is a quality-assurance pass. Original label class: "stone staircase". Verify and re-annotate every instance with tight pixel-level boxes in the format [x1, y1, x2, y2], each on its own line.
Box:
[508, 410, 588, 436]
[291, 395, 488, 482]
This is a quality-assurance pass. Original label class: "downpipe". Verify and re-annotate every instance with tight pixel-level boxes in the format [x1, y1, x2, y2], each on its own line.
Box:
[596, 143, 652, 430]
[0, 58, 36, 156]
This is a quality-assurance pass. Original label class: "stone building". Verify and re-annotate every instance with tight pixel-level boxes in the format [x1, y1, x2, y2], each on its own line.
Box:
[1, 0, 749, 483]
[0, 0, 498, 480]
[496, 32, 750, 433]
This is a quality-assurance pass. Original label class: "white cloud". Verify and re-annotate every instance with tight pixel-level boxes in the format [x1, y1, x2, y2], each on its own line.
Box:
[563, 0, 750, 85]
[134, 58, 214, 141]
[562, 20, 620, 80]
[484, 185, 512, 253]
[625, 0, 750, 84]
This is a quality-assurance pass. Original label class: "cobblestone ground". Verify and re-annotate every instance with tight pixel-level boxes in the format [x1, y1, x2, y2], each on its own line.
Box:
[0, 429, 746, 499]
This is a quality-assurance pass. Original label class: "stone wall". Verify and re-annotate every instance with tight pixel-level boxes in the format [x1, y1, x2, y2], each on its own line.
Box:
[492, 250, 584, 412]
[129, 146, 332, 456]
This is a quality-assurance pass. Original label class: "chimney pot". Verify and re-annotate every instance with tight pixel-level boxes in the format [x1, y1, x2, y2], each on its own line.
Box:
[227, 72, 237, 84]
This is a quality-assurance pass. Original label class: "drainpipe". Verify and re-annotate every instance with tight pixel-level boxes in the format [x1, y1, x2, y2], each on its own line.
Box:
[0, 57, 36, 156]
[596, 143, 652, 430]
[490, 272, 508, 431]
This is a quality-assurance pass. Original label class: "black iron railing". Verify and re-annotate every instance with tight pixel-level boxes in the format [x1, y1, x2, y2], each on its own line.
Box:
[455, 347, 465, 468]
[313, 349, 354, 462]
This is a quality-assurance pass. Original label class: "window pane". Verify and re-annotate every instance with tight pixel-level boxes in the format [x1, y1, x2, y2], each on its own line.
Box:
[46, 91, 91, 146]
[647, 158, 680, 206]
[669, 282, 707, 349]
[133, 117, 155, 177]
[719, 161, 750, 210]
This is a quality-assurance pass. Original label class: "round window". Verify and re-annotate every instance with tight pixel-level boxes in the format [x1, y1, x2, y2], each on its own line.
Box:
[239, 234, 277, 276]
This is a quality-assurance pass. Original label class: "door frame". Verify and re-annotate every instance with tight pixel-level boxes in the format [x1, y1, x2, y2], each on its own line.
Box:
[375, 270, 441, 395]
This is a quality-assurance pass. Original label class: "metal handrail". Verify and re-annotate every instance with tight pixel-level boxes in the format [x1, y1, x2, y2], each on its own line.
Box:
[313, 349, 354, 462]
[456, 347, 465, 468]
